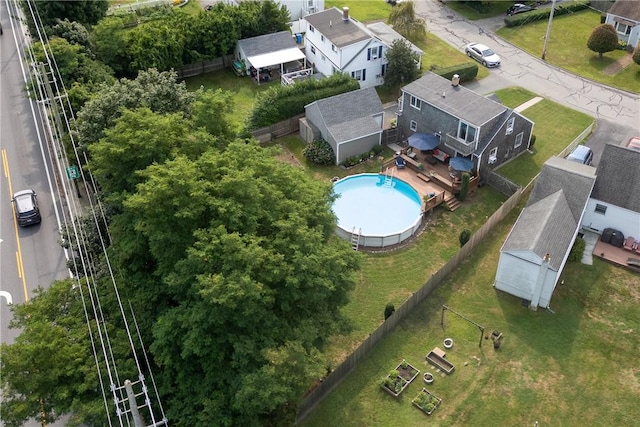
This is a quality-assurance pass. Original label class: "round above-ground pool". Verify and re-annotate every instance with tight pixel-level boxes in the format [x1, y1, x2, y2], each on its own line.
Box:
[332, 173, 423, 248]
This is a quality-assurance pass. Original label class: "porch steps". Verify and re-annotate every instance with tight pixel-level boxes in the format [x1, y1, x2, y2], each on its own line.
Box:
[351, 227, 361, 251]
[444, 195, 461, 212]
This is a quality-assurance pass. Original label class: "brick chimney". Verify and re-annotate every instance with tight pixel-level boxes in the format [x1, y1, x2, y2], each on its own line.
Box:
[343, 7, 349, 22]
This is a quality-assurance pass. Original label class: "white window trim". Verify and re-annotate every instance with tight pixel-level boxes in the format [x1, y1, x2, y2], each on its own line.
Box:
[457, 121, 477, 144]
[309, 25, 315, 33]
[615, 22, 632, 35]
[514, 132, 524, 148]
[506, 117, 515, 135]
[410, 120, 417, 132]
[310, 46, 316, 55]
[409, 95, 421, 111]
[489, 147, 498, 158]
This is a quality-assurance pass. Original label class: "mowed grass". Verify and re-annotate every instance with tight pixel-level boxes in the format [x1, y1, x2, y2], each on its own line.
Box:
[325, 0, 391, 22]
[302, 202, 640, 426]
[446, 0, 509, 20]
[494, 88, 594, 186]
[497, 9, 640, 93]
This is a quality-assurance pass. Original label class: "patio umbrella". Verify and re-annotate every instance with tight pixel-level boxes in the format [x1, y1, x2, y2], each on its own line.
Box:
[449, 156, 474, 172]
[407, 133, 440, 151]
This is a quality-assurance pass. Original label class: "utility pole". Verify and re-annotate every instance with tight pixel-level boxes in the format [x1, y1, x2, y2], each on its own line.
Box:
[541, 0, 557, 60]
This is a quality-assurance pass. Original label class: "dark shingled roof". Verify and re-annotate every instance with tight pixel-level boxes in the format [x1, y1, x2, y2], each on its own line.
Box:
[503, 190, 576, 270]
[608, 1, 640, 22]
[238, 31, 297, 58]
[307, 87, 383, 143]
[304, 8, 371, 48]
[402, 72, 506, 127]
[591, 143, 640, 213]
[527, 156, 596, 223]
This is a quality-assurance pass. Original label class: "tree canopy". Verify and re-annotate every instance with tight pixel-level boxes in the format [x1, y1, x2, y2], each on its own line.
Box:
[633, 44, 640, 66]
[29, 0, 108, 28]
[388, 1, 427, 43]
[383, 39, 421, 89]
[587, 24, 619, 59]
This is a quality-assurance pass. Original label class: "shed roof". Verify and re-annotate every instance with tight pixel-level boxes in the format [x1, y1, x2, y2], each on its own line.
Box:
[307, 87, 383, 143]
[402, 72, 506, 126]
[238, 31, 297, 58]
[608, 1, 640, 22]
[591, 143, 640, 213]
[304, 7, 371, 48]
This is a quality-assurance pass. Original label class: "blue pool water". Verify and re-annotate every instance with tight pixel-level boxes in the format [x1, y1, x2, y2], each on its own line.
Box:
[332, 174, 422, 237]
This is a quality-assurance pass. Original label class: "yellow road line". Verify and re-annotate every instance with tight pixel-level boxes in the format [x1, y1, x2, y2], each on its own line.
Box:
[2, 149, 30, 303]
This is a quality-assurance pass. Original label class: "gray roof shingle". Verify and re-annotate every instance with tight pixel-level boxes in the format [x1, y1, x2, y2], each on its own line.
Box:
[608, 1, 640, 22]
[591, 143, 640, 213]
[304, 8, 371, 48]
[309, 87, 383, 143]
[527, 156, 596, 223]
[238, 31, 297, 58]
[402, 72, 507, 126]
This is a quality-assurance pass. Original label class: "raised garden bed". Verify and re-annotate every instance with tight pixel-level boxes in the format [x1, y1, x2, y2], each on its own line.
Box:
[412, 387, 442, 415]
[380, 360, 420, 397]
[426, 349, 455, 375]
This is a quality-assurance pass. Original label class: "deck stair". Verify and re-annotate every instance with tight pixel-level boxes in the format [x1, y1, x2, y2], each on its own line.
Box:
[444, 194, 460, 211]
[351, 227, 361, 251]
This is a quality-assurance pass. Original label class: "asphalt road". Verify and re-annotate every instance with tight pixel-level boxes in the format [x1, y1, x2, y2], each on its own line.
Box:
[414, 0, 640, 164]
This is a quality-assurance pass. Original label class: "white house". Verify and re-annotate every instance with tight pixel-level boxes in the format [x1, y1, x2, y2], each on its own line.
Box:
[581, 143, 640, 240]
[303, 7, 422, 88]
[221, 0, 324, 21]
[495, 157, 596, 310]
[605, 0, 640, 48]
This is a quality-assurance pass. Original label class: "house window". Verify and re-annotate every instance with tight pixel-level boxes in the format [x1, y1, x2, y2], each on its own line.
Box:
[595, 204, 607, 215]
[458, 122, 477, 143]
[489, 147, 498, 158]
[381, 63, 387, 76]
[321, 54, 325, 62]
[615, 22, 632, 35]
[506, 117, 515, 135]
[514, 132, 524, 148]
[332, 44, 336, 52]
[410, 120, 417, 132]
[309, 25, 315, 33]
[321, 35, 325, 42]
[351, 69, 366, 81]
[310, 46, 316, 55]
[331, 66, 336, 74]
[368, 46, 383, 60]
[398, 95, 404, 113]
[409, 95, 421, 110]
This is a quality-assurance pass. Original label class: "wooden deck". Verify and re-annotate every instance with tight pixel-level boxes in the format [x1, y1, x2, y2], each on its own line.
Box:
[593, 239, 640, 272]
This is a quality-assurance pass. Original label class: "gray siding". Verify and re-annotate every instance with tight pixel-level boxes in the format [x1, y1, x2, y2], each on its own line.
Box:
[337, 133, 380, 164]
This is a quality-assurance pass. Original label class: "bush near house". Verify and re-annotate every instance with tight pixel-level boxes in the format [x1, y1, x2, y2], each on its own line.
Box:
[632, 44, 640, 66]
[246, 73, 360, 130]
[431, 62, 479, 82]
[303, 138, 335, 165]
[503, 0, 589, 27]
[587, 24, 619, 59]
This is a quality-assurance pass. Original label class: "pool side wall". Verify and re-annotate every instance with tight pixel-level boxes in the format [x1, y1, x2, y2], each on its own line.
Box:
[335, 215, 423, 248]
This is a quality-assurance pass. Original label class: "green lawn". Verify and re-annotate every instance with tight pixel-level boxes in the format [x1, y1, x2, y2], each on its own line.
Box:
[493, 88, 595, 187]
[325, 0, 391, 22]
[445, 0, 510, 20]
[497, 9, 640, 93]
[302, 204, 640, 426]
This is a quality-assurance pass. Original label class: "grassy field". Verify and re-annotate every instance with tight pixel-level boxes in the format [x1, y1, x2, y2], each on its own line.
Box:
[493, 88, 594, 187]
[301, 203, 640, 426]
[497, 9, 640, 93]
[446, 0, 510, 20]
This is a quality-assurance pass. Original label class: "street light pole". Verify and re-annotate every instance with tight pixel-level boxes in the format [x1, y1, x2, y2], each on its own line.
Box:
[541, 0, 557, 60]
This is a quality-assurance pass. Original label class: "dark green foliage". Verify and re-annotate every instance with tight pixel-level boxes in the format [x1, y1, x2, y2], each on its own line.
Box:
[504, 0, 590, 27]
[303, 138, 335, 164]
[568, 237, 586, 262]
[247, 73, 359, 130]
[383, 39, 421, 89]
[432, 62, 479, 82]
[387, 1, 426, 43]
[459, 229, 472, 247]
[49, 19, 92, 50]
[588, 24, 619, 58]
[27, 0, 108, 28]
[633, 45, 640, 66]
[384, 303, 395, 320]
[459, 173, 470, 201]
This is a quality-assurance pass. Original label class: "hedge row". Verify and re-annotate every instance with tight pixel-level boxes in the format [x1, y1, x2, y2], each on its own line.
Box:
[246, 73, 360, 130]
[504, 0, 590, 27]
[432, 62, 479, 82]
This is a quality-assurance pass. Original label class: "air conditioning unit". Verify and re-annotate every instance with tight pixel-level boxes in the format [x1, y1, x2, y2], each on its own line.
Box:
[488, 156, 497, 164]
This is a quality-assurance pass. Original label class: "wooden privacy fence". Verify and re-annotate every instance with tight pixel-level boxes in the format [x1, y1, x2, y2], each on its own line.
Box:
[296, 186, 524, 424]
[251, 114, 305, 143]
[175, 56, 235, 79]
[556, 122, 594, 159]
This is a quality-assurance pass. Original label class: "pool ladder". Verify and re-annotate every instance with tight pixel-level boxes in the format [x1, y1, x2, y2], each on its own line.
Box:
[383, 167, 394, 188]
[351, 227, 361, 251]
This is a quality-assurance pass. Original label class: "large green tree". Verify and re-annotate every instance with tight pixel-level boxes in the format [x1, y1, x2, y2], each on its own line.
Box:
[29, 0, 108, 27]
[587, 23, 619, 59]
[633, 44, 640, 66]
[383, 38, 421, 89]
[388, 1, 426, 43]
[90, 16, 131, 76]
[109, 141, 360, 425]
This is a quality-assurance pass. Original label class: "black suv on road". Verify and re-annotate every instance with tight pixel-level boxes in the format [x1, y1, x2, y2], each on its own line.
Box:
[12, 189, 41, 226]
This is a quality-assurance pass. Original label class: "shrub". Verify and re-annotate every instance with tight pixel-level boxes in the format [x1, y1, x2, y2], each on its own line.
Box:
[568, 237, 586, 262]
[432, 62, 478, 82]
[529, 134, 537, 148]
[633, 45, 640, 66]
[302, 138, 335, 164]
[588, 24, 619, 59]
[459, 172, 470, 201]
[384, 303, 395, 320]
[504, 0, 590, 27]
[459, 229, 472, 247]
[371, 144, 384, 156]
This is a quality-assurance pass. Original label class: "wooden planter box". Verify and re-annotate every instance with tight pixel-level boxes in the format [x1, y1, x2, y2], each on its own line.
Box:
[426, 350, 455, 374]
[380, 361, 420, 397]
[412, 388, 442, 415]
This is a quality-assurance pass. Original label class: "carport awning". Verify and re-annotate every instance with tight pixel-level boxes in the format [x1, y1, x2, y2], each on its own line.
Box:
[247, 48, 305, 69]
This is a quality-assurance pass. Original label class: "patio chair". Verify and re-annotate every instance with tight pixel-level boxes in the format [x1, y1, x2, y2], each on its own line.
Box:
[635, 240, 640, 255]
[395, 156, 406, 169]
[623, 236, 636, 251]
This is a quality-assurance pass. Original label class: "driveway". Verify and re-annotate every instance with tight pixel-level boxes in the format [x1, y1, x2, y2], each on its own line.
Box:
[413, 0, 639, 149]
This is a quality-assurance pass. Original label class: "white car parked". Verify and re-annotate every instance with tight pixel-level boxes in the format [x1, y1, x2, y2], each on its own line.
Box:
[465, 42, 501, 68]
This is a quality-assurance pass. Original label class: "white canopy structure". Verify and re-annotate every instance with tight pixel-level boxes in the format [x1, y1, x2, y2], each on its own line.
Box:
[236, 31, 307, 84]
